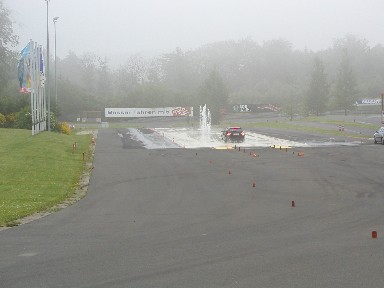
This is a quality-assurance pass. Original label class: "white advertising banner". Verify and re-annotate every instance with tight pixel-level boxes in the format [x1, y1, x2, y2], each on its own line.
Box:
[355, 99, 382, 106]
[105, 107, 193, 118]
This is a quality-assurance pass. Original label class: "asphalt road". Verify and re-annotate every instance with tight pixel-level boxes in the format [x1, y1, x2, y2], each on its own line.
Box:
[1, 128, 384, 287]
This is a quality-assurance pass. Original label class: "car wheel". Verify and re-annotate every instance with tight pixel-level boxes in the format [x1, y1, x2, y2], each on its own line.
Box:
[382, 138, 384, 145]
[374, 138, 377, 144]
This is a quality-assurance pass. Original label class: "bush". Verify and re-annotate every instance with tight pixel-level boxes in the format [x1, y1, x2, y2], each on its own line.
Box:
[14, 106, 32, 130]
[5, 113, 17, 128]
[49, 112, 57, 131]
[0, 113, 5, 127]
[58, 122, 72, 135]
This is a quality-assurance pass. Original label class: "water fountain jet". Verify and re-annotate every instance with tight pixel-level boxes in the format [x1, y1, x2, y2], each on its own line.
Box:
[199, 104, 211, 143]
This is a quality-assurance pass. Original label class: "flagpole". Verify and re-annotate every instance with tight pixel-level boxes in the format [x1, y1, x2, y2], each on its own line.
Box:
[30, 41, 35, 135]
[45, 0, 51, 132]
[53, 16, 59, 117]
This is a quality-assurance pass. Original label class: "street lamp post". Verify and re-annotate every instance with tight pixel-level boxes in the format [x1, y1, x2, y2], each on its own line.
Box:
[45, 0, 51, 131]
[53, 16, 59, 116]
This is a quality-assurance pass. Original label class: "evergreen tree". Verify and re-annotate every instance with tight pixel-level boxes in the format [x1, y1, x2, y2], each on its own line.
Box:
[0, 0, 19, 109]
[199, 70, 228, 124]
[333, 50, 358, 115]
[305, 57, 328, 115]
[0, 1, 18, 88]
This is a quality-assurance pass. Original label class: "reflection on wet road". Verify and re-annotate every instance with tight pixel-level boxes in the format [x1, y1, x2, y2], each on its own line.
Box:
[118, 127, 362, 149]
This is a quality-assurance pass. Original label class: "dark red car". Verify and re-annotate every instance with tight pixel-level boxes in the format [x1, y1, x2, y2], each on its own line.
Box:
[221, 127, 245, 143]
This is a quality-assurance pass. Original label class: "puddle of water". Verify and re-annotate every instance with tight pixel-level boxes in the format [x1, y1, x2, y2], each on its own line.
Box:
[124, 127, 362, 149]
[153, 128, 304, 149]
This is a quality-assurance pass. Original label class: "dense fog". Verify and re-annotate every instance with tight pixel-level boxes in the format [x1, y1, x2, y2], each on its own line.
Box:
[1, 0, 384, 125]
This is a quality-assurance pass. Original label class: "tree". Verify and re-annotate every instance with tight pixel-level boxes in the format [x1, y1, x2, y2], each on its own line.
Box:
[59, 51, 83, 86]
[332, 50, 359, 115]
[262, 39, 295, 82]
[97, 56, 112, 99]
[0, 1, 25, 119]
[56, 78, 89, 121]
[81, 52, 98, 94]
[0, 1, 19, 92]
[124, 54, 148, 88]
[198, 70, 228, 124]
[305, 57, 328, 115]
[160, 47, 198, 93]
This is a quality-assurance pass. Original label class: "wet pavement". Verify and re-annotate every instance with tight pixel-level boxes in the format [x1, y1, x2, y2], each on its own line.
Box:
[2, 128, 384, 288]
[117, 127, 364, 150]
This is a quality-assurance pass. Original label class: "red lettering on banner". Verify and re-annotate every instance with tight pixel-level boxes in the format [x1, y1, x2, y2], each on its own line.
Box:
[172, 107, 190, 116]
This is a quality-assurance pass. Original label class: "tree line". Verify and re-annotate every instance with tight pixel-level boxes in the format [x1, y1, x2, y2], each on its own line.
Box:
[1, 0, 384, 128]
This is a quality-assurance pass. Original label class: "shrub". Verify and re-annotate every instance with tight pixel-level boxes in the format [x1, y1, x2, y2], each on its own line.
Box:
[5, 113, 17, 128]
[0, 113, 5, 127]
[49, 112, 57, 131]
[14, 106, 32, 130]
[58, 122, 72, 135]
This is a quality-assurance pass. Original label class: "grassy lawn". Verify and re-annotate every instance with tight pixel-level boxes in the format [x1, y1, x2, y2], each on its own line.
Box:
[0, 129, 93, 227]
[297, 116, 378, 129]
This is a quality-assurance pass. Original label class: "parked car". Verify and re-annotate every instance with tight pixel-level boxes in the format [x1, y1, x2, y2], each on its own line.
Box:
[373, 127, 384, 144]
[221, 127, 245, 143]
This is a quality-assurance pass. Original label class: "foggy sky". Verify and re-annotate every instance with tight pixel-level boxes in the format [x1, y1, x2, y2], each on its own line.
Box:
[4, 0, 384, 66]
